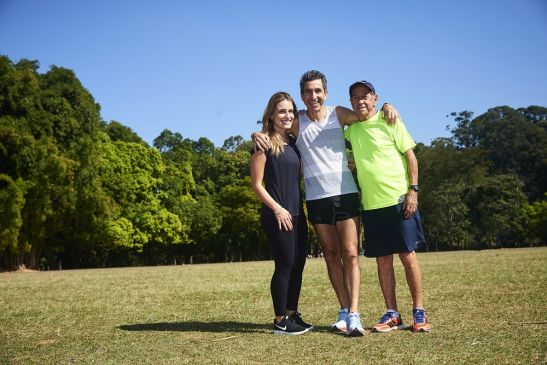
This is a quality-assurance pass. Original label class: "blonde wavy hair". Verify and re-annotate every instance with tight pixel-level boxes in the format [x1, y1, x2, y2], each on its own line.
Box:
[261, 91, 298, 157]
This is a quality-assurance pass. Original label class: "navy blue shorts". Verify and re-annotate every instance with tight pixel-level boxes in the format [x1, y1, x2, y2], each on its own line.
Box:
[362, 202, 425, 257]
[306, 193, 360, 225]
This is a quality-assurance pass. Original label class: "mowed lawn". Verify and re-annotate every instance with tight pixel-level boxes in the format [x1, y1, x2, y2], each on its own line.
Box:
[1, 247, 546, 365]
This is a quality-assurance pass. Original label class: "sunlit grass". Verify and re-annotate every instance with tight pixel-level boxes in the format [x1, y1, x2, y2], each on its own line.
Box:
[1, 247, 546, 364]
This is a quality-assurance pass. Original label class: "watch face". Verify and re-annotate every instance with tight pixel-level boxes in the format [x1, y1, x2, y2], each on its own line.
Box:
[410, 185, 419, 192]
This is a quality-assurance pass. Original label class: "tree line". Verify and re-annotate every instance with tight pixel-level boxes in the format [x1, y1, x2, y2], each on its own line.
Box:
[0, 56, 545, 270]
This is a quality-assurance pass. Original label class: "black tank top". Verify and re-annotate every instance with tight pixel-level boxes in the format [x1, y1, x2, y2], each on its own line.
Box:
[257, 138, 302, 217]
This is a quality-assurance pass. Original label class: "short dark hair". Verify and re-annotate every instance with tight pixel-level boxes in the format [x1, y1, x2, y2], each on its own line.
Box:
[299, 70, 327, 93]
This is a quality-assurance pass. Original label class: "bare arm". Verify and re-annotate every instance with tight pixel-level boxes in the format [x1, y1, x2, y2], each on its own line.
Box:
[250, 151, 293, 231]
[336, 104, 401, 126]
[402, 148, 419, 219]
[335, 106, 359, 126]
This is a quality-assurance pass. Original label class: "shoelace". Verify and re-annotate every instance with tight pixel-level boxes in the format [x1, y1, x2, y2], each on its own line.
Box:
[291, 312, 304, 323]
[380, 311, 400, 323]
[348, 313, 361, 327]
[414, 310, 426, 323]
[379, 312, 392, 323]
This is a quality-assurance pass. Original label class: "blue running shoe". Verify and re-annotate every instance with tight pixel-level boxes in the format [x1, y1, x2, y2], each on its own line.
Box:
[372, 311, 404, 333]
[331, 308, 348, 332]
[412, 308, 432, 332]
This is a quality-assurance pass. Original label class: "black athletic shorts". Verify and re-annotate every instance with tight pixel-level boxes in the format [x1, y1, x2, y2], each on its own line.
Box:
[362, 202, 425, 257]
[306, 193, 360, 225]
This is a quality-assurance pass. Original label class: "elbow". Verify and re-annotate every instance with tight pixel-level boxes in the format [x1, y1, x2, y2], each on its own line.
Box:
[250, 184, 261, 195]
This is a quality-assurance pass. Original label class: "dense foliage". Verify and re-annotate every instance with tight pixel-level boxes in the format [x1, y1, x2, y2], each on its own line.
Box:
[0, 56, 545, 269]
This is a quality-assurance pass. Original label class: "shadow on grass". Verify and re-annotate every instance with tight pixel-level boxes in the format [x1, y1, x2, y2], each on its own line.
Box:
[120, 321, 268, 333]
[119, 321, 334, 334]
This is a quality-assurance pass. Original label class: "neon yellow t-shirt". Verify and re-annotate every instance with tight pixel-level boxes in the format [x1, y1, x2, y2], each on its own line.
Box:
[344, 111, 416, 210]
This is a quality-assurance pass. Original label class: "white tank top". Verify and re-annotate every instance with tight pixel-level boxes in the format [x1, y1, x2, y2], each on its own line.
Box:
[296, 105, 358, 201]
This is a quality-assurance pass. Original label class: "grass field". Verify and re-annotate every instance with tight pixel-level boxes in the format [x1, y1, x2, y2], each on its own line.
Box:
[1, 247, 546, 365]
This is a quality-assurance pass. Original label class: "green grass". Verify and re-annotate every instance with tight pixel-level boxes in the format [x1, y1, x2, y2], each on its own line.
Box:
[1, 247, 546, 365]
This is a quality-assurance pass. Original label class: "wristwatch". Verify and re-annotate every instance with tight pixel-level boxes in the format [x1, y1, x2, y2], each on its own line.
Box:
[409, 184, 419, 192]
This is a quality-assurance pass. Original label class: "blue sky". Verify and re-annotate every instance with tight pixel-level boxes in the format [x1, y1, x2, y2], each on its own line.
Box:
[1, 0, 546, 147]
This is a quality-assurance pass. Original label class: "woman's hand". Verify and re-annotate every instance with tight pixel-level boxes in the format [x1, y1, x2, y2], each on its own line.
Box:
[274, 207, 293, 231]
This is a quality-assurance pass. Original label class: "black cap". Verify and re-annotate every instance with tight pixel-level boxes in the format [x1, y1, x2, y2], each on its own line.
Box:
[349, 80, 376, 96]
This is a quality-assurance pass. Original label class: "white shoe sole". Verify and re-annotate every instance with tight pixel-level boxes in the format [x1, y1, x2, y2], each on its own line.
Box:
[331, 325, 347, 332]
[331, 320, 347, 332]
[273, 328, 309, 336]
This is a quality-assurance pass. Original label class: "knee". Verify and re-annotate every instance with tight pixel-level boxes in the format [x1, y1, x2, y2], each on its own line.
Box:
[341, 246, 359, 263]
[322, 251, 341, 266]
[399, 251, 418, 268]
[376, 255, 393, 268]
[274, 259, 293, 274]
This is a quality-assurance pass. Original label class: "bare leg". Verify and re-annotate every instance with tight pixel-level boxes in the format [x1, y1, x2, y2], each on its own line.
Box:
[398, 251, 424, 308]
[376, 254, 398, 311]
[336, 217, 360, 313]
[313, 223, 349, 309]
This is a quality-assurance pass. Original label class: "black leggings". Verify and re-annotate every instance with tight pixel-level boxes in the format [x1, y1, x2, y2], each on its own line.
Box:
[261, 212, 308, 317]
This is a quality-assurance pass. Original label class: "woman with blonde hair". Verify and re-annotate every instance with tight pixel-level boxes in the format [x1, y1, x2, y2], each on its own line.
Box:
[250, 91, 311, 335]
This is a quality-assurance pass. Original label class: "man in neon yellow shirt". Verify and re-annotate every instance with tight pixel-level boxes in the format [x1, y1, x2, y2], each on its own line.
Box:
[344, 80, 432, 333]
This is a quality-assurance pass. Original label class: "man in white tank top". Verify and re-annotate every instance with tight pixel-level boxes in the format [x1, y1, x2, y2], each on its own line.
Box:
[253, 70, 398, 336]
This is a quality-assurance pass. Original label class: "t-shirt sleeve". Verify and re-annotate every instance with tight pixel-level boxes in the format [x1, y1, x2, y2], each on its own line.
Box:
[344, 125, 351, 141]
[393, 119, 416, 153]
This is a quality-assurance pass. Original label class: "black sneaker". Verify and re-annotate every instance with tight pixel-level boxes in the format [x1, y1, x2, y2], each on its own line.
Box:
[273, 316, 309, 336]
[288, 311, 314, 330]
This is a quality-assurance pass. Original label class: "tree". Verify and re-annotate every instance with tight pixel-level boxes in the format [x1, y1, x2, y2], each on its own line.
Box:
[103, 120, 147, 146]
[447, 111, 475, 148]
[520, 194, 547, 246]
[0, 174, 26, 268]
[0, 56, 106, 269]
[16, 137, 77, 269]
[153, 129, 187, 153]
[0, 56, 41, 121]
[465, 174, 528, 248]
[420, 183, 472, 251]
[449, 106, 547, 200]
[217, 177, 265, 262]
[40, 66, 102, 151]
[177, 194, 222, 264]
[416, 137, 489, 194]
[193, 137, 215, 155]
[97, 136, 190, 256]
[221, 135, 244, 152]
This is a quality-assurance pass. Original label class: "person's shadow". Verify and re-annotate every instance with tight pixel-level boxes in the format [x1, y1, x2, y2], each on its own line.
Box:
[119, 321, 332, 333]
